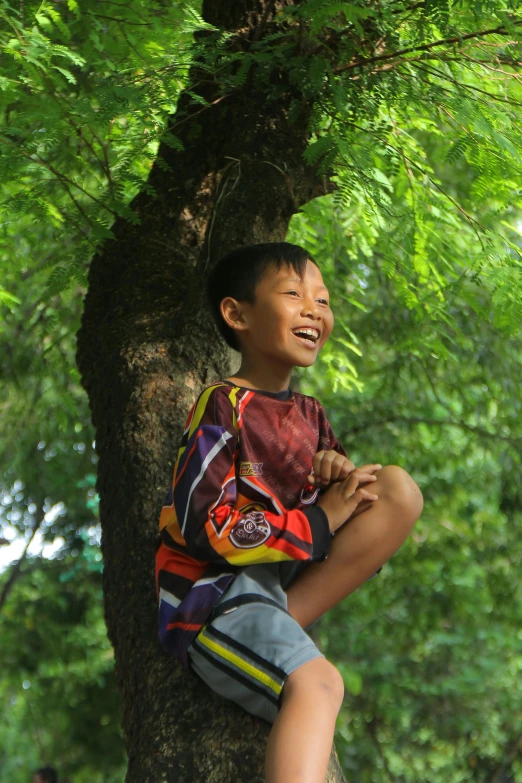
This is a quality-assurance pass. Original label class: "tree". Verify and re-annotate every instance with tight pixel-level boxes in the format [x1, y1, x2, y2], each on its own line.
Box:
[2, 1, 522, 781]
[75, 3, 333, 777]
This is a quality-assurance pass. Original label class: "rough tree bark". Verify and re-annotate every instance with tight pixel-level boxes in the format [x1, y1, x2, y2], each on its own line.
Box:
[77, 1, 347, 781]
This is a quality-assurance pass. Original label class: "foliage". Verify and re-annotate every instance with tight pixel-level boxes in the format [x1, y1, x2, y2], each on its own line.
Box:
[2, 0, 522, 780]
[1, 0, 522, 306]
[0, 547, 125, 783]
[0, 269, 98, 551]
[0, 0, 193, 285]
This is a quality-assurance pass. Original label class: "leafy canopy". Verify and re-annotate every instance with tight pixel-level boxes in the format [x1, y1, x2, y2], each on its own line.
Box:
[1, 0, 522, 404]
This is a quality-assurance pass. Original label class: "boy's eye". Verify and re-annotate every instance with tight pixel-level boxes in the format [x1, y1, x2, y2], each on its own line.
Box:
[284, 291, 329, 304]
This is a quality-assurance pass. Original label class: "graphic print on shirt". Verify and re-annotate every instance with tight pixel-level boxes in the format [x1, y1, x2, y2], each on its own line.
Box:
[239, 461, 264, 476]
[230, 510, 271, 548]
[227, 501, 270, 548]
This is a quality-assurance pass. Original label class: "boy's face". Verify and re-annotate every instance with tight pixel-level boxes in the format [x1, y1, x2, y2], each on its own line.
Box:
[224, 259, 334, 368]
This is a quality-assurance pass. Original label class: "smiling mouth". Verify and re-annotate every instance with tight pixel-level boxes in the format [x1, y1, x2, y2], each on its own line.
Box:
[292, 328, 320, 346]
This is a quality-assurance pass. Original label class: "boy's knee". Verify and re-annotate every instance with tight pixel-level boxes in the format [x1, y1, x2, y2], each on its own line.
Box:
[283, 658, 344, 713]
[377, 465, 424, 528]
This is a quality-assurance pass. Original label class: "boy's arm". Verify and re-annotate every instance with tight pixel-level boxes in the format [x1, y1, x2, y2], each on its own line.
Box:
[164, 387, 330, 567]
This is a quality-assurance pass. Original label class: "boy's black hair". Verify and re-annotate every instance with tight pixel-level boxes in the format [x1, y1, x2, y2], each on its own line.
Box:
[207, 242, 317, 351]
[34, 768, 58, 783]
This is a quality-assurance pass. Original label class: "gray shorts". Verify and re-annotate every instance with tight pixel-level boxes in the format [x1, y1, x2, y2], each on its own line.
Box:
[187, 562, 323, 723]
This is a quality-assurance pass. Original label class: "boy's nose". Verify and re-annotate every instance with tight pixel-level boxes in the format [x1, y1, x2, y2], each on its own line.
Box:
[301, 301, 321, 319]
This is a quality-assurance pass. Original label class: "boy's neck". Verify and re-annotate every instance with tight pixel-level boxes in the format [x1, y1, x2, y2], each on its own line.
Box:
[226, 355, 293, 393]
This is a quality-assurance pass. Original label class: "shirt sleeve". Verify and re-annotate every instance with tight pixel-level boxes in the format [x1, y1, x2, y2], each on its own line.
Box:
[165, 386, 330, 567]
[317, 404, 349, 458]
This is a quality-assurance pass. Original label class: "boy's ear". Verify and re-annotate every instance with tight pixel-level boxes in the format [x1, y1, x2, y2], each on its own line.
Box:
[220, 297, 249, 333]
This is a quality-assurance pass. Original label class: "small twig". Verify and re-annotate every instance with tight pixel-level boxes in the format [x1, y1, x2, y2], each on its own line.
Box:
[118, 21, 148, 63]
[88, 13, 151, 26]
[419, 360, 448, 408]
[169, 93, 233, 134]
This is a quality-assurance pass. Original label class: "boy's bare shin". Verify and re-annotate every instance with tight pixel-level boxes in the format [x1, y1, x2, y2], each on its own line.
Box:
[265, 658, 343, 783]
[286, 466, 423, 629]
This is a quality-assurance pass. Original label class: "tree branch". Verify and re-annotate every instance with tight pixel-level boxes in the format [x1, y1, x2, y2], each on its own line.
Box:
[251, 0, 277, 43]
[0, 510, 45, 613]
[311, 2, 427, 57]
[413, 59, 522, 106]
[348, 415, 520, 443]
[0, 135, 117, 222]
[88, 13, 151, 26]
[333, 20, 522, 75]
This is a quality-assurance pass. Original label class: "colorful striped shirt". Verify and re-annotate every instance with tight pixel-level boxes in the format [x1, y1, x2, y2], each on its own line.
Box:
[156, 380, 347, 666]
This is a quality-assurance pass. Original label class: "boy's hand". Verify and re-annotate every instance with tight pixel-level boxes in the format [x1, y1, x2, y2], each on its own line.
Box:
[316, 464, 381, 534]
[307, 451, 381, 487]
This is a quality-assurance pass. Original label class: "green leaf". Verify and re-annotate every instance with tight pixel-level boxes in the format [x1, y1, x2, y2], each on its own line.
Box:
[0, 288, 22, 306]
[333, 336, 363, 356]
[53, 66, 77, 84]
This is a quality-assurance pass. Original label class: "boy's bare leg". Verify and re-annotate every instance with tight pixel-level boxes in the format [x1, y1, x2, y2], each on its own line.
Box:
[286, 466, 423, 629]
[265, 658, 344, 783]
[265, 466, 420, 781]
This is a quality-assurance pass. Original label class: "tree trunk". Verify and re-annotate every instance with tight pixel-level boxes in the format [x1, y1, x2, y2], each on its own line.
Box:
[77, 2, 346, 780]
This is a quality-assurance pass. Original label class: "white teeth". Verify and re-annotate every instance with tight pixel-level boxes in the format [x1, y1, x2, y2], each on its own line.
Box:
[293, 328, 319, 341]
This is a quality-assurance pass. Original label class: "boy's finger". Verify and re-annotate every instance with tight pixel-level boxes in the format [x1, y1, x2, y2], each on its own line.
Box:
[329, 455, 351, 482]
[340, 473, 360, 498]
[311, 451, 326, 480]
[334, 464, 380, 488]
[355, 488, 379, 502]
[311, 454, 359, 485]
[339, 471, 377, 498]
[333, 457, 355, 481]
[339, 470, 369, 486]
[315, 451, 336, 484]
[355, 472, 379, 484]
[358, 463, 382, 473]
[338, 460, 355, 479]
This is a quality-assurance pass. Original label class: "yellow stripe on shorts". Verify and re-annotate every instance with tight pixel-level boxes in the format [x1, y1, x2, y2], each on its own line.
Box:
[198, 628, 283, 696]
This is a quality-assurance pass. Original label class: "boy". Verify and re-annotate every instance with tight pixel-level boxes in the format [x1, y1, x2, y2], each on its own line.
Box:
[156, 243, 423, 783]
